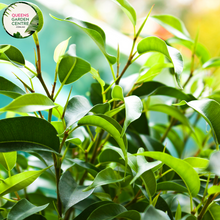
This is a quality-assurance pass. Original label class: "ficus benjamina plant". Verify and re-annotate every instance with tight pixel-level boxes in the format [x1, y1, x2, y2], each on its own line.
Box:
[0, 1, 220, 220]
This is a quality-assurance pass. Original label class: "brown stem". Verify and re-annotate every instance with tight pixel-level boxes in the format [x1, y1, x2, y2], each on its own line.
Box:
[124, 189, 142, 208]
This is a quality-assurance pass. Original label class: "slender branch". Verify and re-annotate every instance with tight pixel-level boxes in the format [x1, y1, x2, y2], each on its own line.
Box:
[124, 189, 142, 208]
[160, 118, 176, 143]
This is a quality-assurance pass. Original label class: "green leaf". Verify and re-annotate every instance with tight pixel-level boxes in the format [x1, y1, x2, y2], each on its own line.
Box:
[207, 151, 220, 176]
[90, 67, 105, 87]
[157, 181, 188, 193]
[25, 15, 39, 34]
[178, 99, 220, 145]
[137, 151, 200, 196]
[0, 152, 17, 171]
[50, 15, 116, 64]
[143, 205, 171, 220]
[111, 0, 136, 26]
[54, 37, 71, 63]
[78, 115, 127, 166]
[0, 3, 7, 11]
[203, 203, 220, 220]
[137, 63, 174, 83]
[0, 117, 60, 153]
[24, 214, 47, 220]
[137, 36, 183, 88]
[0, 166, 51, 196]
[59, 171, 94, 213]
[208, 185, 220, 195]
[8, 199, 49, 220]
[0, 76, 25, 99]
[58, 54, 91, 84]
[87, 203, 140, 220]
[180, 215, 196, 220]
[73, 201, 113, 220]
[167, 37, 210, 64]
[84, 167, 124, 191]
[112, 85, 124, 101]
[184, 157, 209, 169]
[0, 45, 25, 66]
[203, 57, 220, 69]
[151, 14, 190, 40]
[0, 93, 55, 113]
[175, 203, 182, 220]
[64, 95, 92, 128]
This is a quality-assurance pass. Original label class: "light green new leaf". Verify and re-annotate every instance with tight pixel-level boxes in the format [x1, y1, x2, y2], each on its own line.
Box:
[178, 99, 220, 145]
[0, 93, 55, 113]
[8, 199, 49, 220]
[111, 0, 136, 26]
[59, 171, 94, 213]
[168, 37, 210, 64]
[54, 37, 71, 63]
[0, 152, 17, 171]
[203, 57, 220, 69]
[0, 45, 25, 66]
[87, 203, 140, 220]
[175, 203, 182, 220]
[0, 166, 51, 196]
[58, 54, 91, 84]
[84, 167, 124, 191]
[151, 14, 191, 40]
[137, 151, 200, 196]
[78, 115, 127, 166]
[137, 36, 183, 88]
[0, 3, 7, 11]
[50, 15, 116, 64]
[112, 85, 124, 101]
[0, 116, 60, 153]
[90, 67, 105, 87]
[203, 203, 220, 220]
[208, 185, 220, 195]
[143, 205, 171, 220]
[0, 77, 25, 99]
[184, 157, 209, 169]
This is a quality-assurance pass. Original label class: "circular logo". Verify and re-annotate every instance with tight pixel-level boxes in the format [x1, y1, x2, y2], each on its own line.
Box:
[2, 2, 40, 38]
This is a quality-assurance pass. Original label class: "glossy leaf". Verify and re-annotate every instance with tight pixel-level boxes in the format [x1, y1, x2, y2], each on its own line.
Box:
[0, 152, 17, 171]
[111, 0, 136, 26]
[151, 14, 190, 40]
[184, 157, 209, 169]
[0, 93, 55, 113]
[0, 116, 60, 153]
[8, 199, 49, 220]
[203, 57, 220, 69]
[112, 85, 124, 101]
[0, 77, 25, 99]
[78, 115, 127, 165]
[137, 151, 200, 196]
[51, 15, 116, 64]
[178, 99, 220, 145]
[87, 203, 140, 220]
[0, 45, 25, 66]
[59, 171, 94, 213]
[203, 203, 220, 220]
[167, 37, 210, 64]
[208, 185, 220, 195]
[143, 205, 171, 220]
[58, 54, 91, 84]
[0, 3, 7, 11]
[157, 181, 187, 193]
[137, 36, 183, 88]
[0, 166, 51, 196]
[84, 167, 124, 191]
[64, 95, 92, 128]
[54, 37, 71, 62]
[90, 67, 105, 86]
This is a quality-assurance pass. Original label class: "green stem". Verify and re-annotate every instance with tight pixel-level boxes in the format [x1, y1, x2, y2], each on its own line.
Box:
[160, 118, 176, 143]
[1, 197, 17, 203]
[109, 63, 116, 81]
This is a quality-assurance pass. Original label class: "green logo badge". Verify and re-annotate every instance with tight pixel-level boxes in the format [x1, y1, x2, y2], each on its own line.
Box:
[2, 2, 40, 38]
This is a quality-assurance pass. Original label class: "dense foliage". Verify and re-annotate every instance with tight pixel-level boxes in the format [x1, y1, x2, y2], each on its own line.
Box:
[0, 1, 220, 220]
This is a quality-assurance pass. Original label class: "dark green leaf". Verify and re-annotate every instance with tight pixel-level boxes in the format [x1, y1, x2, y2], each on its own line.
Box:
[203, 203, 220, 220]
[143, 205, 170, 220]
[137, 36, 183, 88]
[64, 95, 91, 128]
[157, 181, 187, 193]
[0, 166, 51, 196]
[0, 93, 55, 113]
[111, 0, 136, 26]
[50, 15, 116, 64]
[137, 151, 200, 197]
[0, 117, 60, 153]
[8, 199, 48, 220]
[151, 14, 190, 40]
[0, 77, 25, 99]
[0, 45, 25, 66]
[24, 214, 47, 220]
[178, 99, 220, 145]
[90, 103, 110, 114]
[58, 54, 91, 84]
[180, 215, 196, 220]
[59, 171, 94, 213]
[17, 154, 28, 169]
[84, 167, 124, 191]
